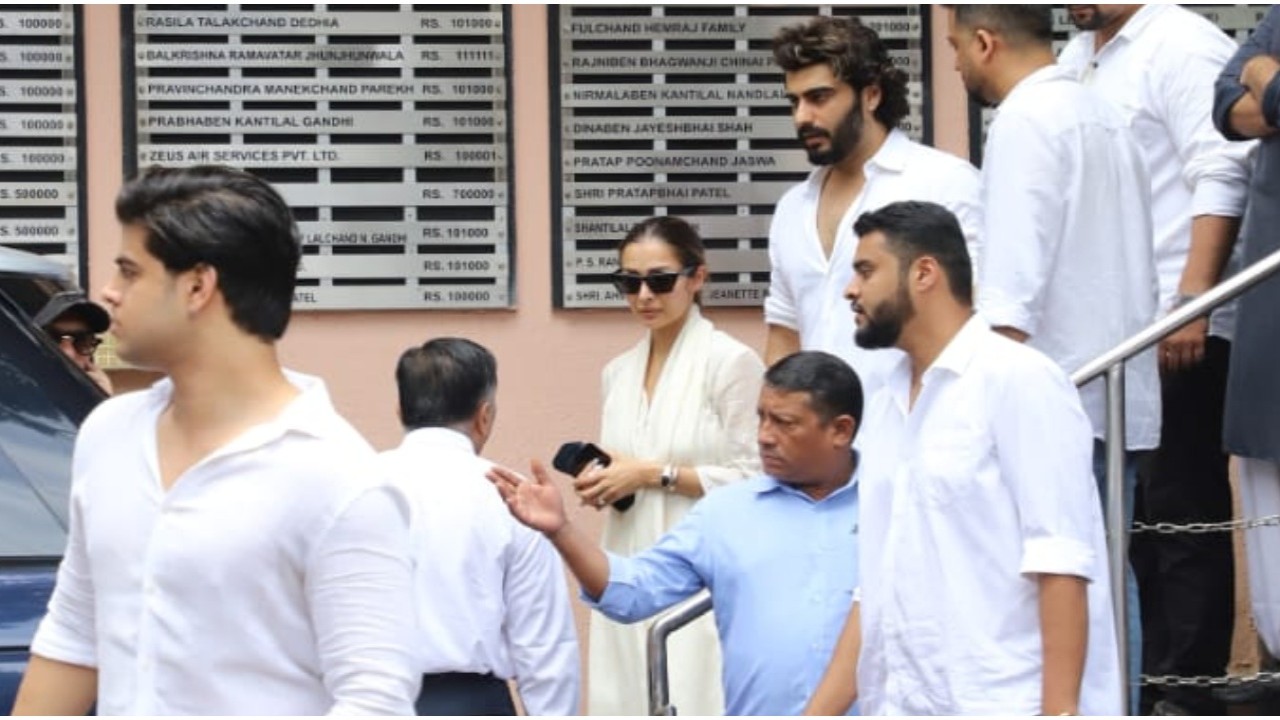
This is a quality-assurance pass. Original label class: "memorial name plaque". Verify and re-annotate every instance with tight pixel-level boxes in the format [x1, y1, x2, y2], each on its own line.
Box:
[0, 6, 83, 277]
[128, 5, 513, 310]
[969, 4, 1272, 163]
[553, 5, 930, 309]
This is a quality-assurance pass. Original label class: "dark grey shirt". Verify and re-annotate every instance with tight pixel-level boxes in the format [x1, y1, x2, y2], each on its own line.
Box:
[1214, 5, 1280, 462]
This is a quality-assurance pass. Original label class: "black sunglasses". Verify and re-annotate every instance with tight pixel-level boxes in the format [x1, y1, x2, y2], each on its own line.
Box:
[52, 331, 102, 357]
[610, 266, 696, 295]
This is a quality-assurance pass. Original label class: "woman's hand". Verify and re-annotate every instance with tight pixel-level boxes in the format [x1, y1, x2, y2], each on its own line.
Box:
[572, 456, 660, 510]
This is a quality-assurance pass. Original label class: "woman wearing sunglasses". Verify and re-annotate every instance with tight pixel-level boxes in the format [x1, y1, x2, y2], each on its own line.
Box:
[579, 216, 764, 716]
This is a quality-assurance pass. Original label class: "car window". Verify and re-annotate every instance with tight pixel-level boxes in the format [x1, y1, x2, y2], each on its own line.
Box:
[0, 296, 101, 557]
[0, 275, 67, 321]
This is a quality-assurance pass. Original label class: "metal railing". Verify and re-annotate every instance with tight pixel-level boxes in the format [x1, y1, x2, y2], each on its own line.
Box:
[1072, 245, 1280, 709]
[646, 591, 712, 715]
[645, 247, 1280, 716]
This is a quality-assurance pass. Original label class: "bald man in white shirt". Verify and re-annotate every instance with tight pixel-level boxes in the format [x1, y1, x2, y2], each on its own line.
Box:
[765, 15, 982, 400]
[379, 337, 580, 716]
[13, 166, 417, 715]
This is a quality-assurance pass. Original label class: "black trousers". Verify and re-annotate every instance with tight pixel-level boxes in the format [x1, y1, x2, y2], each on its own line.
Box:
[414, 672, 516, 716]
[1131, 336, 1235, 714]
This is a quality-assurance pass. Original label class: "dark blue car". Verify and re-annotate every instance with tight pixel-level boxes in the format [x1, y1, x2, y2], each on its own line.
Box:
[0, 247, 105, 713]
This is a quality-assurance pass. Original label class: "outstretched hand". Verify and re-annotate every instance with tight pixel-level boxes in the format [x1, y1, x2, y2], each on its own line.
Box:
[487, 459, 568, 537]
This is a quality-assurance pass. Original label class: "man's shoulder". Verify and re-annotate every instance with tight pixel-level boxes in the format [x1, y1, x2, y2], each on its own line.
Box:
[897, 139, 979, 185]
[696, 475, 772, 513]
[1057, 31, 1093, 70]
[974, 327, 1074, 388]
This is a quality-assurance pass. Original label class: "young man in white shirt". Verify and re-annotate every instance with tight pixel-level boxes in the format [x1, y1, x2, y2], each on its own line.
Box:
[378, 337, 580, 715]
[13, 165, 418, 715]
[805, 200, 1120, 716]
[765, 15, 982, 399]
[1058, 6, 1253, 713]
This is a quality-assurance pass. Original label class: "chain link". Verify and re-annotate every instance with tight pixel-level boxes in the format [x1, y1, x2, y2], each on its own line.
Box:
[1141, 670, 1280, 688]
[1130, 514, 1280, 535]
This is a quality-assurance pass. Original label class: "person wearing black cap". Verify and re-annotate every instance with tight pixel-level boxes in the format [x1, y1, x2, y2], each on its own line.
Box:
[33, 289, 113, 393]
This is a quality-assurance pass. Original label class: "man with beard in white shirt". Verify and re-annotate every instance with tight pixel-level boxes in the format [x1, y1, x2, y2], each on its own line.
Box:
[804, 200, 1121, 716]
[765, 15, 982, 400]
[378, 337, 580, 716]
[1058, 6, 1253, 714]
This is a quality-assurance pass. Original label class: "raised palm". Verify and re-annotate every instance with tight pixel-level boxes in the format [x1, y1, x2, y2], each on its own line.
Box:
[487, 460, 567, 535]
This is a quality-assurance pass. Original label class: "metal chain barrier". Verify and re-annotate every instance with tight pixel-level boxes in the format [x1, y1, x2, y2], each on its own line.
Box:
[1127, 515, 1280, 692]
[1130, 514, 1280, 535]
[1141, 670, 1280, 688]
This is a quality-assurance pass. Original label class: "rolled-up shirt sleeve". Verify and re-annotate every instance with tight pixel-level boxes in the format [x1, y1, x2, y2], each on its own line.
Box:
[30, 480, 97, 668]
[584, 506, 708, 622]
[763, 209, 800, 332]
[1154, 35, 1254, 218]
[308, 485, 418, 716]
[993, 358, 1102, 581]
[1215, 7, 1280, 139]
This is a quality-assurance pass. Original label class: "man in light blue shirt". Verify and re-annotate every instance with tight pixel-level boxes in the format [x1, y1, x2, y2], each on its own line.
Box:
[488, 351, 860, 716]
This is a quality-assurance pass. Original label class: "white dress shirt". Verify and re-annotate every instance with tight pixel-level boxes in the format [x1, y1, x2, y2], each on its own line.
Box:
[31, 372, 417, 716]
[378, 428, 580, 716]
[978, 63, 1161, 449]
[855, 315, 1121, 715]
[765, 128, 982, 398]
[1059, 4, 1253, 340]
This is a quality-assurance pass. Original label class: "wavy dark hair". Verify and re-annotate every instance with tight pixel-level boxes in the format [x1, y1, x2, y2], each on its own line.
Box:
[771, 15, 910, 129]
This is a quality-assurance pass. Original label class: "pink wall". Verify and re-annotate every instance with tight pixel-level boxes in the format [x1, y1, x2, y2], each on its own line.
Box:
[81, 2, 971, 691]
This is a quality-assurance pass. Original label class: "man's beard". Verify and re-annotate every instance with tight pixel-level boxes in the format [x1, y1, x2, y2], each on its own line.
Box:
[966, 83, 996, 110]
[798, 100, 863, 166]
[854, 283, 914, 349]
[1066, 5, 1105, 31]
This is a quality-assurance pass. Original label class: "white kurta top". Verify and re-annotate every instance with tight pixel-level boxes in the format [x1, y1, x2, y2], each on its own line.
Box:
[855, 316, 1121, 715]
[590, 306, 764, 716]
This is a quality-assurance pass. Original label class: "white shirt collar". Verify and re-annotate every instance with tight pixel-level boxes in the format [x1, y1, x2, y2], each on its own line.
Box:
[1114, 4, 1165, 45]
[399, 426, 477, 456]
[143, 370, 344, 455]
[1001, 63, 1074, 108]
[884, 314, 989, 413]
[803, 128, 914, 197]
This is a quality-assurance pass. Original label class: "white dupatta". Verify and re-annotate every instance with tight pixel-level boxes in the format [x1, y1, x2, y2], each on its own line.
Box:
[591, 305, 731, 716]
[599, 305, 718, 553]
